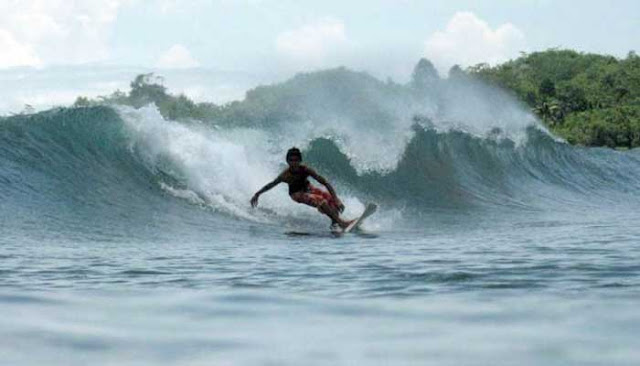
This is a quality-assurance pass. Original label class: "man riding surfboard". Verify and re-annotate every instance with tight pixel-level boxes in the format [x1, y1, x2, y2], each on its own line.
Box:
[250, 147, 353, 230]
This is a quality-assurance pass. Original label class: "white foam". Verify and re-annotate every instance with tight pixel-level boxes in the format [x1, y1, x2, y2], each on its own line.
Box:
[247, 75, 538, 174]
[114, 71, 541, 227]
[117, 105, 366, 225]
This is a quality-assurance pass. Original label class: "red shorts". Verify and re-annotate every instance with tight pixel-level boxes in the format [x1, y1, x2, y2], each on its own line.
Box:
[290, 186, 338, 211]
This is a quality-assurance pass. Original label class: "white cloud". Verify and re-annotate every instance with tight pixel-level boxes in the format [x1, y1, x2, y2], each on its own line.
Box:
[0, 0, 129, 68]
[0, 29, 41, 68]
[156, 44, 200, 69]
[275, 18, 351, 70]
[424, 11, 526, 75]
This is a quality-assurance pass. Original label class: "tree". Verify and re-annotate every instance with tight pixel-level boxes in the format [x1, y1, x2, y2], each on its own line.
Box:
[466, 48, 640, 148]
[410, 58, 439, 90]
[539, 78, 556, 98]
[534, 100, 562, 126]
[128, 73, 169, 108]
[73, 96, 91, 107]
[448, 65, 467, 80]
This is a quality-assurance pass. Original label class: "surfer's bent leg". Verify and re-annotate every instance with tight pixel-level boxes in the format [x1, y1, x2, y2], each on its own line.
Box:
[290, 187, 334, 210]
[290, 189, 347, 227]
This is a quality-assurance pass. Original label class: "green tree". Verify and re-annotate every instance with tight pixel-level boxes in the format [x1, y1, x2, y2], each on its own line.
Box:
[467, 49, 640, 148]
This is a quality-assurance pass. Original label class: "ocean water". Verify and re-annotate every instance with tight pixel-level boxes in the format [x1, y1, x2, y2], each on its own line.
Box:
[2, 71, 640, 365]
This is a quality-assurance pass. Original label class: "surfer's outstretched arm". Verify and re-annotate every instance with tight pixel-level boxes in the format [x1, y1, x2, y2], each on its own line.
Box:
[308, 169, 345, 212]
[251, 176, 282, 207]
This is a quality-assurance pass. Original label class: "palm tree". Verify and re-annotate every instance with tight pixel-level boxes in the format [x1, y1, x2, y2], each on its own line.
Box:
[533, 100, 562, 126]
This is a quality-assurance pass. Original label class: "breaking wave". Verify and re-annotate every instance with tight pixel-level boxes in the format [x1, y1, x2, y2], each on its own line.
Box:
[2, 69, 640, 233]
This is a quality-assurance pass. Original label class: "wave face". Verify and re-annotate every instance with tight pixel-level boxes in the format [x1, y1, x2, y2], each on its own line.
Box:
[306, 127, 640, 213]
[3, 70, 640, 236]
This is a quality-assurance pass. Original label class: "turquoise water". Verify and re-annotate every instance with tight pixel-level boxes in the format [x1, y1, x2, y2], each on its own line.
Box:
[2, 76, 640, 364]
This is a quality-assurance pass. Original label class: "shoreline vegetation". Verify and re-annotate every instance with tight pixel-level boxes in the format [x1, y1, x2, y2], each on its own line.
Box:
[468, 49, 640, 149]
[72, 49, 639, 149]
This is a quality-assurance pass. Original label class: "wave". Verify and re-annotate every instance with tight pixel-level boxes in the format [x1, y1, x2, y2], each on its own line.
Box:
[2, 102, 640, 235]
[3, 66, 640, 234]
[0, 107, 183, 239]
[306, 126, 640, 212]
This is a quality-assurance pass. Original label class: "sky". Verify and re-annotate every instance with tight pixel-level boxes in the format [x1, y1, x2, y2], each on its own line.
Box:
[1, 0, 638, 79]
[0, 0, 638, 112]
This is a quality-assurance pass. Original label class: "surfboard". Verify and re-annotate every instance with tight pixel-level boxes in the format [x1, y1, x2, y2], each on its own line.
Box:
[285, 231, 341, 238]
[344, 203, 377, 233]
[285, 229, 378, 238]
[284, 203, 378, 237]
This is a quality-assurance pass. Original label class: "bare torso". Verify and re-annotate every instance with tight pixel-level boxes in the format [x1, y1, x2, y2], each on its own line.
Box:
[279, 165, 311, 195]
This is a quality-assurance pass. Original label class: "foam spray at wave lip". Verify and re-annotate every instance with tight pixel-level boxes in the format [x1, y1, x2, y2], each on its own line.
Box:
[117, 104, 372, 228]
[115, 70, 539, 230]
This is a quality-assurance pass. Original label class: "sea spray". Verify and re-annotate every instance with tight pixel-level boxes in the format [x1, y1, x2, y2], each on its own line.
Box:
[3, 68, 640, 233]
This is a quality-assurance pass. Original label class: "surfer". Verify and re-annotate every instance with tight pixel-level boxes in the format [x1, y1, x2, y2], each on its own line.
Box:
[250, 147, 353, 230]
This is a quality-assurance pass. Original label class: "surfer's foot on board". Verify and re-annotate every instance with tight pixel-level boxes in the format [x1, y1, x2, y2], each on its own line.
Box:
[330, 219, 354, 232]
[341, 219, 355, 229]
[330, 222, 341, 232]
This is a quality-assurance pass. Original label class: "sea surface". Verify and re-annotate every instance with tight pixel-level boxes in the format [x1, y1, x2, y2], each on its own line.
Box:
[1, 73, 640, 365]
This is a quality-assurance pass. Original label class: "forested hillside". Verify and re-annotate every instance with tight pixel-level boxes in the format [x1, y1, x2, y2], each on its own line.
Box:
[467, 49, 640, 148]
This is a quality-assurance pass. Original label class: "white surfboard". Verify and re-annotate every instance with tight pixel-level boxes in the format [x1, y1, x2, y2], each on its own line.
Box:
[344, 203, 378, 233]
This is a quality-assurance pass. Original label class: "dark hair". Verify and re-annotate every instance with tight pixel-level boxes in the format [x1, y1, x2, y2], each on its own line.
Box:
[286, 147, 302, 161]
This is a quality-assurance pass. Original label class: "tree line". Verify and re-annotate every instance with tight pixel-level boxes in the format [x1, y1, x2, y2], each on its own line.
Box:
[466, 49, 640, 148]
[74, 49, 640, 149]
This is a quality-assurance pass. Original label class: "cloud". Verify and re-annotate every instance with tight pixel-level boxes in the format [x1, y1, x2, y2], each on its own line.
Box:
[156, 44, 200, 69]
[0, 29, 41, 68]
[275, 18, 352, 70]
[424, 11, 526, 75]
[0, 0, 129, 68]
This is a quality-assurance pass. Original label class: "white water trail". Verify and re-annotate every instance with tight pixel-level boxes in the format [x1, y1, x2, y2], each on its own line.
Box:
[113, 70, 541, 229]
[116, 105, 369, 226]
